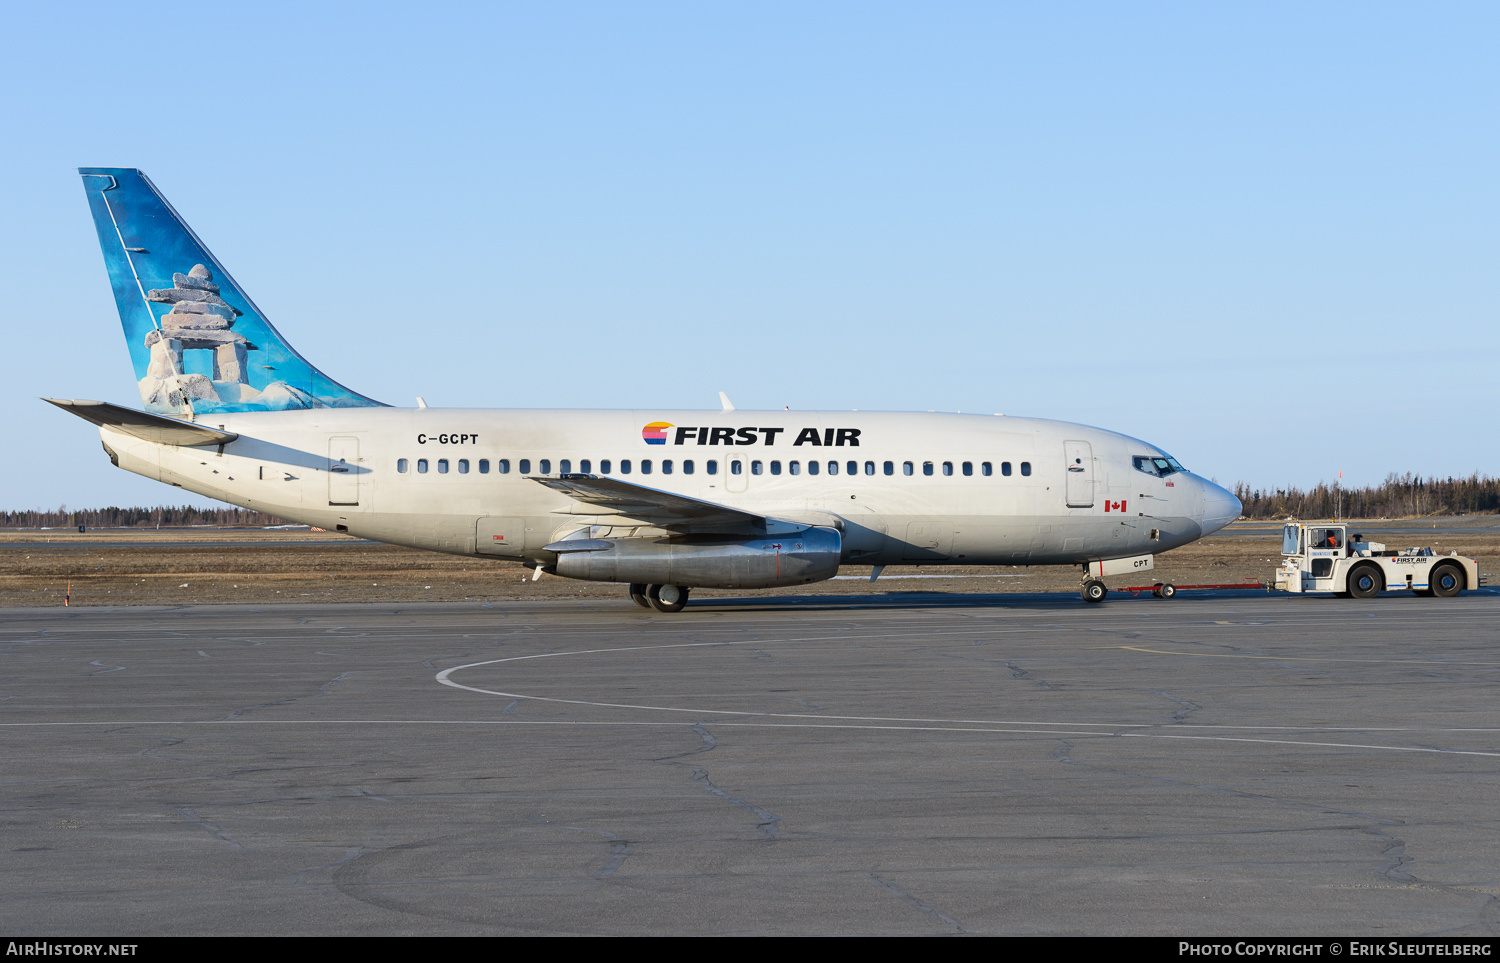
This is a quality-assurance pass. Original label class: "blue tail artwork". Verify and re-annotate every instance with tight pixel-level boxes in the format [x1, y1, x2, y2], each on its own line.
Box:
[79, 168, 385, 415]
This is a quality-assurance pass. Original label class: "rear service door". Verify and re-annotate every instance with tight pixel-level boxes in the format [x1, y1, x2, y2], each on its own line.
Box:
[1063, 440, 1094, 507]
[328, 436, 360, 506]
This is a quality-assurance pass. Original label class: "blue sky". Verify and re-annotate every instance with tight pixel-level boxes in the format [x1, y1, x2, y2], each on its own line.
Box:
[3, 1, 1497, 510]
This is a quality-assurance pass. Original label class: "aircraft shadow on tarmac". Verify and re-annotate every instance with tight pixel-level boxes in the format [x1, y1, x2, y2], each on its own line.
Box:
[676, 585, 1499, 613]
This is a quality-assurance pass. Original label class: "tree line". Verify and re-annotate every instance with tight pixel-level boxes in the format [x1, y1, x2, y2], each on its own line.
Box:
[1, 506, 290, 529]
[1234, 473, 1500, 519]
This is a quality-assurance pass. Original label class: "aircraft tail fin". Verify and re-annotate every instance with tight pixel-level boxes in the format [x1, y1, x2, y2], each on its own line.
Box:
[78, 168, 385, 415]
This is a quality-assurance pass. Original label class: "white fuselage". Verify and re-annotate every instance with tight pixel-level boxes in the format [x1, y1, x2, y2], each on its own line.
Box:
[98, 407, 1239, 570]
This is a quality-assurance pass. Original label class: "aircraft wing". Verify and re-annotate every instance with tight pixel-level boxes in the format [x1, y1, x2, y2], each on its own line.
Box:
[530, 474, 802, 533]
[45, 398, 238, 447]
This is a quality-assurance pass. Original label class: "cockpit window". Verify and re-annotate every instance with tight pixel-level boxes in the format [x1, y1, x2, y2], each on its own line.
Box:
[1134, 454, 1187, 477]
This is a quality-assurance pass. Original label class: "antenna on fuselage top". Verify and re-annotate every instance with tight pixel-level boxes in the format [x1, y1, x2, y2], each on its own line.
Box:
[718, 391, 735, 412]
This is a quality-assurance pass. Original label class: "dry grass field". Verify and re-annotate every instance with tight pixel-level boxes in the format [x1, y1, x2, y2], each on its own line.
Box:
[1, 523, 1495, 607]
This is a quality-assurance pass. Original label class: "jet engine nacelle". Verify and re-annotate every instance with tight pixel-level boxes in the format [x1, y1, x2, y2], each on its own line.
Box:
[546, 527, 842, 589]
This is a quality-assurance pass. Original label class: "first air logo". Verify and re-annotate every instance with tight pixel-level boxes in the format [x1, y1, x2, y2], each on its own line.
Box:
[639, 422, 862, 447]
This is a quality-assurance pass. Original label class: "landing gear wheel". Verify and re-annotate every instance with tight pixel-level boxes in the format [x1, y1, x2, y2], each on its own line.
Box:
[1157, 582, 1176, 599]
[648, 583, 690, 613]
[1081, 580, 1108, 603]
[628, 583, 651, 609]
[1349, 565, 1383, 600]
[1431, 563, 1464, 598]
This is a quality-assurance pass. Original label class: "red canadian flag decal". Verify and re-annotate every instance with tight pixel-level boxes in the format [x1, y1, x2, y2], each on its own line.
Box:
[1104, 500, 1127, 512]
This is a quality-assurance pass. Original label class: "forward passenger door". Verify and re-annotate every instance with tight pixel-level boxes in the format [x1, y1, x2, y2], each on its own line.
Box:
[1063, 440, 1094, 507]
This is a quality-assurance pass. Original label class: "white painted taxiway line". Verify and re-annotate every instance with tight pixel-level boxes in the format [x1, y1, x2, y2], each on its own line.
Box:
[430, 637, 1500, 757]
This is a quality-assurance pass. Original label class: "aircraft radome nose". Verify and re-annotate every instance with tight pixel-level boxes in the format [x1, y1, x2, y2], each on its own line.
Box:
[1199, 480, 1242, 535]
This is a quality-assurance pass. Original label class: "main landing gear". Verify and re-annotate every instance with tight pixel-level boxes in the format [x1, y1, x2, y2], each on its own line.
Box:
[628, 583, 691, 613]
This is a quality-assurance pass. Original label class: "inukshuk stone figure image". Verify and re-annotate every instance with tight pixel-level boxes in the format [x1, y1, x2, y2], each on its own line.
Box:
[140, 264, 257, 410]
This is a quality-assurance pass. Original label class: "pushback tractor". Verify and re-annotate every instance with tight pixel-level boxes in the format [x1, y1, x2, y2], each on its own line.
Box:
[1273, 523, 1481, 599]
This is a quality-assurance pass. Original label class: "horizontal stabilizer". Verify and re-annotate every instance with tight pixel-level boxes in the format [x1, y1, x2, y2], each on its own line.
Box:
[529, 473, 805, 534]
[44, 398, 237, 448]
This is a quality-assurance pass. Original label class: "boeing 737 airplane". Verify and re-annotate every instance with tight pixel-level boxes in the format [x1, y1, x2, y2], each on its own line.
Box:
[51, 168, 1241, 611]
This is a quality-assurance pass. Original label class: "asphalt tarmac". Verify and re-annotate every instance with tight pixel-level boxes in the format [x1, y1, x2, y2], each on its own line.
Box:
[3, 590, 1498, 936]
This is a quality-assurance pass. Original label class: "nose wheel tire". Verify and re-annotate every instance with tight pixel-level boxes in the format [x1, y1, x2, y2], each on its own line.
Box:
[648, 583, 690, 613]
[628, 583, 651, 609]
[1081, 580, 1108, 603]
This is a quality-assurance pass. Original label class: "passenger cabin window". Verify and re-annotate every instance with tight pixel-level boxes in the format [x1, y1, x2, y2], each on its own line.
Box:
[418, 459, 429, 473]
[438, 459, 449, 473]
[683, 460, 694, 474]
[807, 461, 819, 475]
[519, 459, 531, 474]
[751, 461, 763, 475]
[707, 460, 718, 475]
[459, 459, 470, 474]
[641, 460, 652, 474]
[883, 461, 894, 475]
[397, 458, 409, 473]
[662, 460, 673, 474]
[923, 461, 933, 476]
[981, 462, 991, 476]
[580, 459, 591, 473]
[478, 459, 489, 474]
[962, 462, 972, 476]
[731, 461, 742, 475]
[620, 459, 631, 474]
[789, 461, 800, 475]
[942, 461, 953, 476]
[770, 461, 781, 475]
[1001, 461, 1012, 476]
[600, 459, 611, 474]
[827, 461, 838, 475]
[498, 459, 510, 474]
[847, 461, 858, 475]
[903, 461, 914, 476]
[540, 459, 551, 474]
[1021, 461, 1031, 476]
[560, 459, 571, 474]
